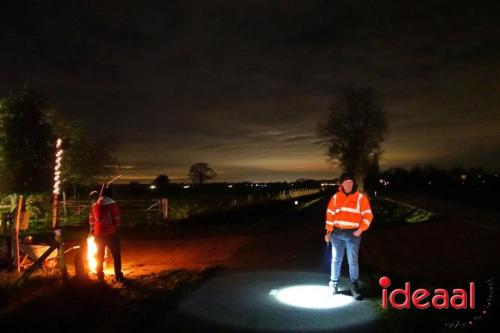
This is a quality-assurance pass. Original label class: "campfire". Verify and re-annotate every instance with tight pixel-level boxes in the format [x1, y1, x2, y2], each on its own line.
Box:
[86, 235, 109, 274]
[87, 236, 98, 273]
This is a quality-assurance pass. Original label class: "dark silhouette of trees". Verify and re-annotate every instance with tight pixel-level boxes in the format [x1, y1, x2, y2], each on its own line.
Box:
[55, 119, 117, 197]
[153, 175, 170, 188]
[152, 174, 170, 195]
[188, 162, 217, 184]
[364, 153, 381, 192]
[317, 85, 388, 189]
[0, 87, 55, 194]
[0, 86, 117, 197]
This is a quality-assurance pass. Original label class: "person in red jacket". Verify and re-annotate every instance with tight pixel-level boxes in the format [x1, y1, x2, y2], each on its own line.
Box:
[89, 187, 124, 282]
[324, 172, 373, 300]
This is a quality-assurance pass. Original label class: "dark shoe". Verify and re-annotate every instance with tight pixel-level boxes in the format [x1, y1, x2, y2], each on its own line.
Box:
[351, 281, 363, 300]
[329, 280, 339, 295]
[97, 273, 105, 283]
[115, 273, 126, 283]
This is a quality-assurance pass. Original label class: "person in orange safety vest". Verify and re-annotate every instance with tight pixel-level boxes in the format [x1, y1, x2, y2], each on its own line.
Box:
[324, 172, 373, 300]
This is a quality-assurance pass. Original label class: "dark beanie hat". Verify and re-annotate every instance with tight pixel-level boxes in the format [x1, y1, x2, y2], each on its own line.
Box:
[339, 172, 355, 183]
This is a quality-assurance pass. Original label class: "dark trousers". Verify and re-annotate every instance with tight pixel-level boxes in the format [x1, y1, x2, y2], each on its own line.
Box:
[95, 234, 123, 279]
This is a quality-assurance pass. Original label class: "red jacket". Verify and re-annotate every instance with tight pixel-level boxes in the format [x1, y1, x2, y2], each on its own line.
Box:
[89, 196, 121, 236]
[325, 188, 373, 232]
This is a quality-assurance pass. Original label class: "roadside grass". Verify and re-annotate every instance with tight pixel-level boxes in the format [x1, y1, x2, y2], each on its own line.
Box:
[361, 198, 497, 332]
[0, 266, 220, 332]
[372, 196, 435, 226]
[361, 267, 497, 333]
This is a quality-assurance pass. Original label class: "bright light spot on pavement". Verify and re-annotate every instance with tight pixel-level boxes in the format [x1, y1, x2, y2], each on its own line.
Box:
[271, 285, 354, 309]
[269, 289, 278, 295]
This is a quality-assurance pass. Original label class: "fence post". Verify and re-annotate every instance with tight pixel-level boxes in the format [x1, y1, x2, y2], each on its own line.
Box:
[161, 197, 168, 222]
[14, 195, 23, 273]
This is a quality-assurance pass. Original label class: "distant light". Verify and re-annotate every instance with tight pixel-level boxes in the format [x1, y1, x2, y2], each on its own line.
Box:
[149, 185, 156, 189]
[183, 185, 190, 189]
[294, 200, 298, 206]
[428, 181, 432, 185]
[228, 184, 233, 188]
[271, 285, 354, 309]
[460, 174, 468, 180]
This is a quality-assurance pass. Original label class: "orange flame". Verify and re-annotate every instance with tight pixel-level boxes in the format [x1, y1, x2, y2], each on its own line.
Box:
[87, 236, 98, 273]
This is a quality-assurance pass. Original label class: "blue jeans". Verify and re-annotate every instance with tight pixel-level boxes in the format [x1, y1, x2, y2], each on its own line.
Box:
[330, 229, 361, 283]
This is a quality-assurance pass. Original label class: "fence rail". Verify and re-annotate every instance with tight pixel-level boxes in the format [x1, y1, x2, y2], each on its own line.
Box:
[1, 187, 322, 229]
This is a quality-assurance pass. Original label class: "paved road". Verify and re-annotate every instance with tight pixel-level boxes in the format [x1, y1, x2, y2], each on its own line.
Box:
[148, 196, 378, 332]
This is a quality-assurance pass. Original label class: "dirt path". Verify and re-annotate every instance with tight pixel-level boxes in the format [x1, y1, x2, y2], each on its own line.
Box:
[65, 197, 326, 278]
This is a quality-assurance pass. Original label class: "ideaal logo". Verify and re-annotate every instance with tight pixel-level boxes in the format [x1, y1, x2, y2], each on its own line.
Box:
[379, 276, 475, 309]
[379, 276, 495, 329]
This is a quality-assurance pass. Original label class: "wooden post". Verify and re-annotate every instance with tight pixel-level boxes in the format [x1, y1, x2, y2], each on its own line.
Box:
[14, 195, 23, 273]
[161, 197, 168, 222]
[62, 190, 68, 218]
[52, 190, 67, 281]
[5, 212, 12, 263]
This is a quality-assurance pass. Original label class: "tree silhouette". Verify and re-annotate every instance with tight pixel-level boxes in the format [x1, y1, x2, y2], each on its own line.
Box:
[0, 87, 117, 197]
[188, 163, 217, 184]
[54, 119, 117, 197]
[152, 174, 170, 195]
[153, 174, 170, 188]
[0, 87, 55, 194]
[317, 85, 388, 188]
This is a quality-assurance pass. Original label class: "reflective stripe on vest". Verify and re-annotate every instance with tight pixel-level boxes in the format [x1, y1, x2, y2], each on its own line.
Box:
[333, 220, 360, 228]
[340, 207, 360, 213]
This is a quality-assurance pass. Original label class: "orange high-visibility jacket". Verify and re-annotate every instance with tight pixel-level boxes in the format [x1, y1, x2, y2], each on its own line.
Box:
[325, 189, 373, 232]
[89, 196, 121, 236]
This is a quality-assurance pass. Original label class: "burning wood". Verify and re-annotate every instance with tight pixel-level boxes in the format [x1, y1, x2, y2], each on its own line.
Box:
[86, 235, 109, 274]
[87, 236, 98, 273]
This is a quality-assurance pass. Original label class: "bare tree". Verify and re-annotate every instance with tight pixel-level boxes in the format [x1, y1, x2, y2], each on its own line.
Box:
[317, 85, 388, 188]
[188, 162, 217, 184]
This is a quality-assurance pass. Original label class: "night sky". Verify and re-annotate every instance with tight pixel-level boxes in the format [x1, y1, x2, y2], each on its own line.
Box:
[2, 0, 499, 182]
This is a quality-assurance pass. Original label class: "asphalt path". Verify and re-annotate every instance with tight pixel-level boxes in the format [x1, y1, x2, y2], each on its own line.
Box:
[149, 196, 379, 332]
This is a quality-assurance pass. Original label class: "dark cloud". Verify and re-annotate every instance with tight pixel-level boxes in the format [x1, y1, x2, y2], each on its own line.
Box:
[1, 0, 499, 181]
